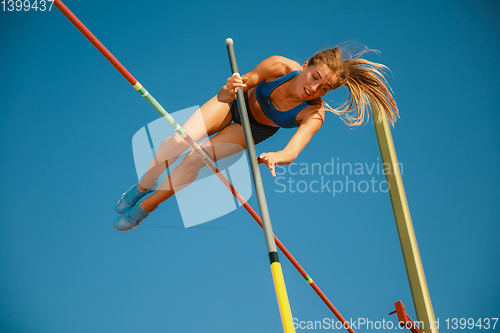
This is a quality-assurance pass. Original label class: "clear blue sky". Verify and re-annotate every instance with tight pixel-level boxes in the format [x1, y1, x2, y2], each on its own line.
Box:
[1, 0, 499, 332]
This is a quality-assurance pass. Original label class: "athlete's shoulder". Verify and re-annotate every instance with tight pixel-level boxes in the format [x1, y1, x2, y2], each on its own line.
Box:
[259, 56, 302, 80]
[243, 56, 301, 89]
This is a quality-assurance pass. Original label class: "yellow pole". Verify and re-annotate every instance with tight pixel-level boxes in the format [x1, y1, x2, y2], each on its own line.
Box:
[271, 262, 295, 333]
[370, 101, 438, 333]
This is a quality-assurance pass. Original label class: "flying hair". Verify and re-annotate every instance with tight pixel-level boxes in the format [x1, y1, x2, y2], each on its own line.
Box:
[308, 43, 399, 126]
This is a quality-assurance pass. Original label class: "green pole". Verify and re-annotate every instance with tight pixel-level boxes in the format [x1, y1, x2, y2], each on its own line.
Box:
[370, 100, 438, 333]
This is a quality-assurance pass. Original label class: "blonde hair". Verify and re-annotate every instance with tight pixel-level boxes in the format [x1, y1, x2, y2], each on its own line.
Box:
[308, 45, 398, 126]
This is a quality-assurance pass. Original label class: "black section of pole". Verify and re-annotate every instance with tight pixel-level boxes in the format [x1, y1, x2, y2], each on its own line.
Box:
[225, 38, 278, 258]
[269, 251, 279, 264]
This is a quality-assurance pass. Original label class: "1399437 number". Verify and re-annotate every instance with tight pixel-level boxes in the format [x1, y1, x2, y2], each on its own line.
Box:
[445, 318, 498, 330]
[2, 0, 54, 11]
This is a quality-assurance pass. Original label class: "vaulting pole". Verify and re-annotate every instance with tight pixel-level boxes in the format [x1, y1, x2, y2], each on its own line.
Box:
[53, 2, 355, 331]
[370, 100, 438, 333]
[225, 38, 295, 333]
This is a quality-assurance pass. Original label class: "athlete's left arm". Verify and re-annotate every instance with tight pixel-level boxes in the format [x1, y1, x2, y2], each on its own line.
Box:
[258, 106, 324, 177]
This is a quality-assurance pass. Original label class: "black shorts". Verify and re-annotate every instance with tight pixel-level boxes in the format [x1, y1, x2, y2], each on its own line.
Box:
[229, 91, 279, 144]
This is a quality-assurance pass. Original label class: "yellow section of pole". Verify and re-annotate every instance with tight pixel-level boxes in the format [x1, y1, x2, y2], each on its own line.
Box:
[271, 262, 296, 333]
[370, 101, 438, 333]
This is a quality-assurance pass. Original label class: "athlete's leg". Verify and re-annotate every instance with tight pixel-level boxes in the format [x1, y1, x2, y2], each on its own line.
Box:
[140, 123, 247, 211]
[139, 96, 233, 190]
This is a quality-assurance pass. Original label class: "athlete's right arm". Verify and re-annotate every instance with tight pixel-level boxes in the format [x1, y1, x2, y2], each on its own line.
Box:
[217, 56, 297, 103]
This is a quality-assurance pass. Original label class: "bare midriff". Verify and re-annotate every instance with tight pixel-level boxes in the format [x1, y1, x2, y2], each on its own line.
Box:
[247, 88, 278, 127]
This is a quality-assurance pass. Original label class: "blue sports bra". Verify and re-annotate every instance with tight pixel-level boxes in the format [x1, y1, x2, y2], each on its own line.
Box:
[255, 70, 313, 128]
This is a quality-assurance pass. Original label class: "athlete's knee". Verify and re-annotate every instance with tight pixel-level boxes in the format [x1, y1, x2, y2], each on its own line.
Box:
[154, 135, 190, 167]
[181, 149, 207, 171]
[161, 134, 189, 153]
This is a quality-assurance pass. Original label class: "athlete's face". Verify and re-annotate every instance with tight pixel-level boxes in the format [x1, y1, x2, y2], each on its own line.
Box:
[297, 62, 337, 100]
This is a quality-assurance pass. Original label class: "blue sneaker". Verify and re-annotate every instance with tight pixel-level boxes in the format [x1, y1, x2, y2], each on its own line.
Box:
[115, 180, 158, 214]
[113, 201, 155, 231]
